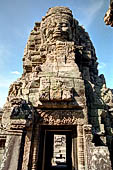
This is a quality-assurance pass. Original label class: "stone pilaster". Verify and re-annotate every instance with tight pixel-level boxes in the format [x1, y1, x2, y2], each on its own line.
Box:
[21, 129, 32, 170]
[77, 124, 85, 170]
[30, 125, 40, 170]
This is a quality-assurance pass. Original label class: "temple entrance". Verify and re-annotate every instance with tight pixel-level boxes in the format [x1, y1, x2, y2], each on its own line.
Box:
[38, 126, 77, 170]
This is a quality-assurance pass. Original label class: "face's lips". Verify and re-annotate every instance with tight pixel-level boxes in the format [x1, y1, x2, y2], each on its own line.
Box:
[55, 31, 61, 34]
[53, 30, 61, 37]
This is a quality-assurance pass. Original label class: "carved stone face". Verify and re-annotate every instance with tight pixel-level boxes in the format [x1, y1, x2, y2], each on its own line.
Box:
[52, 19, 72, 39]
[43, 16, 73, 41]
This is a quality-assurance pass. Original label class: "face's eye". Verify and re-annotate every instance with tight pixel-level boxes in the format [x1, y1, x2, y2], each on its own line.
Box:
[48, 21, 56, 27]
[62, 23, 68, 27]
[51, 21, 57, 27]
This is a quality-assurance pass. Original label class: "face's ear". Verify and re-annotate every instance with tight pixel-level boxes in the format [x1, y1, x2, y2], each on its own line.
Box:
[69, 33, 73, 41]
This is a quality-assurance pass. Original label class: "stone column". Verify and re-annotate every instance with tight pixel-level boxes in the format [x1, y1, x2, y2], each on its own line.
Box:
[77, 124, 85, 170]
[0, 132, 23, 170]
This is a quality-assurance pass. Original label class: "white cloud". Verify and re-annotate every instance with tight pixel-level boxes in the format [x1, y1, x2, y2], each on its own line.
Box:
[11, 71, 21, 75]
[0, 75, 16, 107]
[79, 0, 104, 27]
[98, 62, 106, 69]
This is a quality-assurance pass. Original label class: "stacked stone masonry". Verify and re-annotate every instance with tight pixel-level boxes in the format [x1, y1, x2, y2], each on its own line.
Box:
[104, 0, 113, 26]
[0, 6, 113, 170]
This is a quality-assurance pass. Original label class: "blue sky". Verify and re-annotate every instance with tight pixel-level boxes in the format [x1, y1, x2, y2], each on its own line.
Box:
[0, 0, 112, 107]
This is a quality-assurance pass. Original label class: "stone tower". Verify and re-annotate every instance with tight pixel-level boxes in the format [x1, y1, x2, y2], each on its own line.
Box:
[0, 7, 113, 170]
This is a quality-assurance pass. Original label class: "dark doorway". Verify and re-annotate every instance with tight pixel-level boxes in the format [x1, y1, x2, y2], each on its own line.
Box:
[44, 131, 72, 170]
[38, 126, 77, 170]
